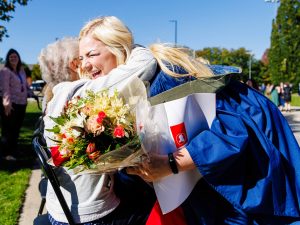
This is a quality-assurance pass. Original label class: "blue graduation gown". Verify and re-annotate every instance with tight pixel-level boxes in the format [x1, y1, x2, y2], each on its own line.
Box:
[150, 65, 300, 224]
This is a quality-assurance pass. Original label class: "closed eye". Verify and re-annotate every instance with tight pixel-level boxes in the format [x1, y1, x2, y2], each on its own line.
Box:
[89, 53, 100, 57]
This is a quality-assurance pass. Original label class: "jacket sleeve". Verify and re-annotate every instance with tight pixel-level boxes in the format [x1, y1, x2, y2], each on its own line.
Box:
[113, 46, 157, 82]
[186, 82, 300, 217]
[76, 46, 157, 95]
[186, 109, 249, 181]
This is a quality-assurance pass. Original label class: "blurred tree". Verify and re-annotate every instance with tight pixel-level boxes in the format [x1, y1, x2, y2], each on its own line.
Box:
[268, 0, 300, 90]
[31, 64, 42, 81]
[196, 47, 222, 65]
[196, 47, 264, 84]
[261, 49, 269, 66]
[0, 0, 31, 42]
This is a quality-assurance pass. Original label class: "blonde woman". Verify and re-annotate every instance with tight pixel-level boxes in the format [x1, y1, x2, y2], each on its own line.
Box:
[43, 18, 157, 225]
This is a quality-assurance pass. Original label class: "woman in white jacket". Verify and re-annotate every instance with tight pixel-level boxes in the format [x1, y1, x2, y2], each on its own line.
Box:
[44, 16, 157, 225]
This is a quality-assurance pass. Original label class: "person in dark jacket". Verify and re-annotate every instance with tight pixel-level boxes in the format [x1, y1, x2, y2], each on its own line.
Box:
[283, 82, 292, 112]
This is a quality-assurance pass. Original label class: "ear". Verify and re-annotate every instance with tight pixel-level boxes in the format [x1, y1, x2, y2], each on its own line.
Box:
[69, 58, 80, 73]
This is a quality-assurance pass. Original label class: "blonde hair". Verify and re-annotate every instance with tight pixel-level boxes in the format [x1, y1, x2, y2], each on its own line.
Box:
[79, 16, 133, 66]
[79, 16, 212, 80]
[149, 44, 213, 78]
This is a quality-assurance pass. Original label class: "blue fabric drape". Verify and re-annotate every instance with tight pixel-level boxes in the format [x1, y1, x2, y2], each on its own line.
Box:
[149, 65, 300, 224]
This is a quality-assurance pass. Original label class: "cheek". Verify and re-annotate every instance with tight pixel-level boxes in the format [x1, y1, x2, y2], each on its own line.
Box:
[90, 56, 102, 68]
[105, 55, 117, 71]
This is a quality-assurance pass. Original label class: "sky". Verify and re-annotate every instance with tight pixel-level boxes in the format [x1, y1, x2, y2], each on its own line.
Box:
[0, 0, 279, 64]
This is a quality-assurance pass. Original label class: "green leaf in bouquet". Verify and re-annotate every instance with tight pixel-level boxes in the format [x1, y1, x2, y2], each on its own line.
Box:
[73, 140, 89, 155]
[45, 125, 60, 134]
[49, 115, 68, 126]
[64, 154, 89, 170]
[103, 145, 111, 154]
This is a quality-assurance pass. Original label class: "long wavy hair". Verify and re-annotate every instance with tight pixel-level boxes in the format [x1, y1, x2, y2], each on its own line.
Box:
[5, 48, 22, 73]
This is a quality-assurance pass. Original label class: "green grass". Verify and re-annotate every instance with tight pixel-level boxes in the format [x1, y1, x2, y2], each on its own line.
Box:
[0, 100, 42, 225]
[291, 93, 300, 106]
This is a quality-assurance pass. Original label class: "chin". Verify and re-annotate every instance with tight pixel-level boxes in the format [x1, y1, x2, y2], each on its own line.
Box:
[92, 74, 105, 79]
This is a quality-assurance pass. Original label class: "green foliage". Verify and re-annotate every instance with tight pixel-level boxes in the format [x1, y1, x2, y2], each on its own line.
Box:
[196, 47, 264, 83]
[268, 0, 300, 87]
[0, 0, 31, 42]
[31, 64, 42, 81]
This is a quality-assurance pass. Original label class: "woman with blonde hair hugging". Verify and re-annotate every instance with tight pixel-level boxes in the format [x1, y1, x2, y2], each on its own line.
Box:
[43, 17, 157, 225]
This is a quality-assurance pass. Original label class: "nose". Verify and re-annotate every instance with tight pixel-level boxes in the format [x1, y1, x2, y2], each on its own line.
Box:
[81, 59, 93, 72]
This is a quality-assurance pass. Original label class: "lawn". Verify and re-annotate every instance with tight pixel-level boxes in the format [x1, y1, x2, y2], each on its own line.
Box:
[0, 100, 42, 225]
[291, 93, 300, 106]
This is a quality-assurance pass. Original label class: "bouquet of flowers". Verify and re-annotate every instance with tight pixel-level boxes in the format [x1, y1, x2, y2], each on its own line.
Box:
[46, 88, 143, 174]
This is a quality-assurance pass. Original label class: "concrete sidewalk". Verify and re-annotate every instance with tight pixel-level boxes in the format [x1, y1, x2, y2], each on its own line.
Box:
[18, 164, 47, 225]
[282, 106, 300, 143]
[18, 108, 300, 225]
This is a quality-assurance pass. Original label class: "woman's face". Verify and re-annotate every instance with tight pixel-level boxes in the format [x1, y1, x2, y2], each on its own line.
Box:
[9, 53, 20, 68]
[79, 35, 117, 79]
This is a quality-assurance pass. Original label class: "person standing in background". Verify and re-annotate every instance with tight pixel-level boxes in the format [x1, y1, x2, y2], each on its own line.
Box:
[283, 82, 292, 112]
[269, 84, 279, 107]
[0, 49, 28, 160]
[278, 82, 285, 111]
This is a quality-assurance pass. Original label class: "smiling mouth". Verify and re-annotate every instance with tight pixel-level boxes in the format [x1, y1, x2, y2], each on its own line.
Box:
[91, 70, 102, 79]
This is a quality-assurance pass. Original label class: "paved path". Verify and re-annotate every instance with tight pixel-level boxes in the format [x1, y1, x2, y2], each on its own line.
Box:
[282, 107, 300, 143]
[18, 109, 300, 225]
[18, 164, 47, 225]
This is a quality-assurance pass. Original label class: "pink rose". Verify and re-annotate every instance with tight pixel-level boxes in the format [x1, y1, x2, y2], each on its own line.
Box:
[113, 125, 125, 138]
[85, 115, 105, 135]
[96, 111, 106, 124]
[86, 142, 96, 154]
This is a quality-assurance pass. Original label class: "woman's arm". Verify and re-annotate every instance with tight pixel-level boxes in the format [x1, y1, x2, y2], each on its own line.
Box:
[76, 46, 157, 95]
[126, 147, 195, 182]
[127, 109, 249, 182]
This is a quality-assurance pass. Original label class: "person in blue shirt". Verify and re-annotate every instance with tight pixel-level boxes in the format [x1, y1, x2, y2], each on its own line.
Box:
[127, 43, 300, 224]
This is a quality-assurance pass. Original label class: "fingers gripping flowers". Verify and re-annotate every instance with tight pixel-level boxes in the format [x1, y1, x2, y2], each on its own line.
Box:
[46, 89, 139, 171]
